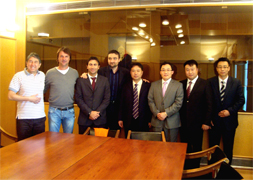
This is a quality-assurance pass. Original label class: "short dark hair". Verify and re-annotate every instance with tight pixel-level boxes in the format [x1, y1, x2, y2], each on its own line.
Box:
[184, 59, 198, 68]
[108, 50, 120, 59]
[57, 46, 71, 60]
[214, 57, 231, 67]
[26, 52, 41, 63]
[160, 62, 174, 71]
[87, 56, 100, 65]
[130, 62, 143, 71]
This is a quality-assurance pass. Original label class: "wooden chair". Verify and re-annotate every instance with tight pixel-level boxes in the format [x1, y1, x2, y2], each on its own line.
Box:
[127, 130, 166, 142]
[0, 126, 18, 147]
[83, 127, 120, 138]
[182, 157, 228, 179]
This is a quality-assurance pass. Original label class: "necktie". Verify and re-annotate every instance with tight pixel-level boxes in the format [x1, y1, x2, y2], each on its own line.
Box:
[91, 77, 96, 90]
[220, 81, 225, 102]
[187, 81, 192, 99]
[132, 84, 139, 119]
[162, 81, 167, 97]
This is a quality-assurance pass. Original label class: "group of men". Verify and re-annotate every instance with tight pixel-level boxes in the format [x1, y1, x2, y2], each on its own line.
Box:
[8, 47, 244, 167]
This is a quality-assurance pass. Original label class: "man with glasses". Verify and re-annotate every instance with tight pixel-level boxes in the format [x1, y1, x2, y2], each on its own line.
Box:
[208, 57, 245, 164]
[148, 62, 183, 142]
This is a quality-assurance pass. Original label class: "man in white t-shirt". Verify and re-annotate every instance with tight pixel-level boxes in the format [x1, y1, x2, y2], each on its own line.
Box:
[8, 52, 46, 141]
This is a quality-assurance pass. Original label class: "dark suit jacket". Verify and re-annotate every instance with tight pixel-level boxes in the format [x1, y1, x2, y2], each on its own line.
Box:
[180, 77, 212, 130]
[118, 81, 151, 131]
[208, 76, 245, 130]
[98, 66, 130, 106]
[75, 75, 110, 126]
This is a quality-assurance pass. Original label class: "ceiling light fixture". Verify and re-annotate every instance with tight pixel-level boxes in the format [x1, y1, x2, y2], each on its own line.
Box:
[175, 24, 182, 29]
[178, 34, 184, 38]
[180, 41, 185, 44]
[132, 27, 139, 31]
[177, 29, 183, 33]
[151, 42, 156, 46]
[145, 35, 149, 39]
[139, 22, 146, 28]
[38, 33, 49, 37]
[138, 31, 145, 36]
[149, 38, 153, 43]
[162, 19, 169, 26]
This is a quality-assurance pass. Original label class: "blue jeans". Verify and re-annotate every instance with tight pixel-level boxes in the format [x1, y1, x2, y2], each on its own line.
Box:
[48, 106, 75, 133]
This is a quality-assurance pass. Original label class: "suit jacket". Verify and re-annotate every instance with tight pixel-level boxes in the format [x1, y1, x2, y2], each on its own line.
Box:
[75, 75, 110, 126]
[98, 66, 130, 104]
[180, 77, 212, 130]
[118, 80, 151, 131]
[208, 76, 245, 130]
[148, 79, 184, 129]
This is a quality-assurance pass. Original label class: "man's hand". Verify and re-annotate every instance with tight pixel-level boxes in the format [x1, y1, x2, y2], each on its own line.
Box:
[157, 112, 167, 121]
[202, 124, 211, 130]
[89, 111, 100, 120]
[118, 121, 123, 128]
[143, 79, 150, 83]
[218, 110, 230, 117]
[148, 122, 151, 128]
[80, 72, 88, 79]
[28, 94, 41, 104]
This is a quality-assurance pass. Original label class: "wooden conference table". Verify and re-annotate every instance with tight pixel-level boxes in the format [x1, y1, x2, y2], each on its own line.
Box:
[0, 132, 187, 179]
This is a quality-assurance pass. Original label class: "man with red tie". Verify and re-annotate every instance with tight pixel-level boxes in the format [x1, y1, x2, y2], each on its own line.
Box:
[75, 57, 110, 134]
[179, 60, 212, 169]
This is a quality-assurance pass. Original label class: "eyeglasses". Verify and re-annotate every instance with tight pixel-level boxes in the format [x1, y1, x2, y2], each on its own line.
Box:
[161, 69, 173, 72]
[217, 66, 229, 69]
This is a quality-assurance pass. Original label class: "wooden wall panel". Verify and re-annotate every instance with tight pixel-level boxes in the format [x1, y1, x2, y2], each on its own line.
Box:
[0, 37, 17, 146]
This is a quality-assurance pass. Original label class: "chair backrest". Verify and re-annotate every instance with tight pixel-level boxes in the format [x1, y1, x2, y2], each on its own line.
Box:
[127, 130, 166, 142]
[0, 126, 18, 147]
[182, 157, 228, 179]
[83, 127, 120, 138]
[186, 145, 219, 160]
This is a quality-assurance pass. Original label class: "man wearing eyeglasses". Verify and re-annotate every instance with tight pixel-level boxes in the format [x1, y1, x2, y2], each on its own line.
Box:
[208, 57, 245, 164]
[148, 62, 183, 142]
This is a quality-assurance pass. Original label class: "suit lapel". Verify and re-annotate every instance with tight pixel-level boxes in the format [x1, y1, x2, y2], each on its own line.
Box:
[223, 76, 233, 101]
[189, 78, 200, 97]
[85, 77, 93, 91]
[164, 79, 173, 98]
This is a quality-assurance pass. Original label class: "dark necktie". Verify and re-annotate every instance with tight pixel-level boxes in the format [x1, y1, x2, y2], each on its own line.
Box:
[91, 77, 96, 90]
[132, 84, 139, 119]
[220, 81, 225, 102]
[187, 81, 192, 98]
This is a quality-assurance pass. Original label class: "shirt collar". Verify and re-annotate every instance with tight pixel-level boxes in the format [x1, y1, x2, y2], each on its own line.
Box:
[24, 68, 40, 75]
[132, 79, 143, 87]
[218, 76, 229, 84]
[162, 78, 171, 84]
[88, 73, 98, 79]
[187, 75, 198, 84]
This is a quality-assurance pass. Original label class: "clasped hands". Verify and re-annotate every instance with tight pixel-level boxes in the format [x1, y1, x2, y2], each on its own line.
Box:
[89, 111, 100, 120]
[157, 112, 167, 121]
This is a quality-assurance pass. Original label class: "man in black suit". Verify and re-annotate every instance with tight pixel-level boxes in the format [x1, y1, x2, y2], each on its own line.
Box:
[208, 57, 245, 164]
[118, 63, 151, 136]
[98, 50, 131, 130]
[75, 57, 110, 134]
[179, 60, 212, 169]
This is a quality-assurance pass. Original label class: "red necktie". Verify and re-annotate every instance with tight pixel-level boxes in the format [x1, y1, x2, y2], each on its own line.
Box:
[91, 77, 96, 90]
[187, 81, 192, 98]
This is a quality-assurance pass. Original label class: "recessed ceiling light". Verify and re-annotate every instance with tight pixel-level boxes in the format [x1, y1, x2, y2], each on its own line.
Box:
[178, 34, 184, 38]
[151, 42, 156, 46]
[138, 31, 145, 36]
[145, 35, 149, 39]
[132, 27, 139, 31]
[38, 33, 49, 37]
[180, 41, 185, 44]
[139, 22, 146, 27]
[175, 24, 182, 29]
[149, 38, 153, 43]
[177, 29, 183, 33]
[162, 19, 169, 26]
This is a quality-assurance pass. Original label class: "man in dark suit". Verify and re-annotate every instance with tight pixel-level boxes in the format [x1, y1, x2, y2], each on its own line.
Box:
[118, 62, 151, 136]
[98, 50, 131, 130]
[148, 62, 183, 142]
[75, 57, 110, 134]
[208, 57, 245, 164]
[179, 60, 212, 169]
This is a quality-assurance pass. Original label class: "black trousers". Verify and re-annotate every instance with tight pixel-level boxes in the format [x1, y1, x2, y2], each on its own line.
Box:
[16, 117, 46, 141]
[106, 102, 120, 130]
[209, 125, 236, 165]
[180, 126, 203, 169]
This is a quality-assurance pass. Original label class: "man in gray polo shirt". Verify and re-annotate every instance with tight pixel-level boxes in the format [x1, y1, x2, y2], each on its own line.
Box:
[44, 47, 79, 133]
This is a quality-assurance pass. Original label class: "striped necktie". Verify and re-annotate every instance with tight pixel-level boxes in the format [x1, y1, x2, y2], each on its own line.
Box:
[187, 81, 192, 99]
[220, 81, 225, 102]
[132, 84, 139, 119]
